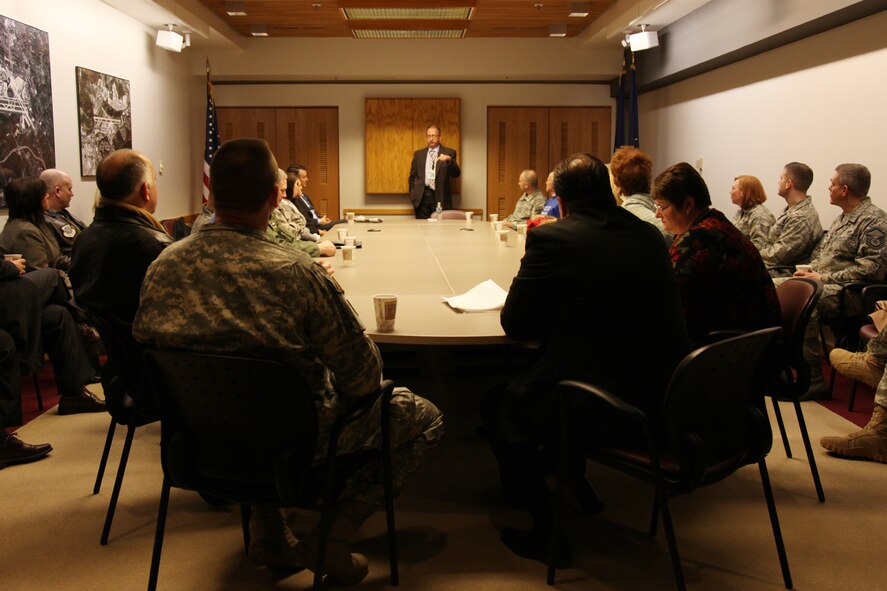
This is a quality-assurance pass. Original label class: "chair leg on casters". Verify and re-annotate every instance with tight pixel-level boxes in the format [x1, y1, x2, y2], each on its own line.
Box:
[94, 420, 117, 494]
[147, 478, 171, 591]
[758, 460, 793, 589]
[770, 397, 792, 458]
[101, 424, 136, 545]
[848, 380, 858, 412]
[792, 400, 825, 502]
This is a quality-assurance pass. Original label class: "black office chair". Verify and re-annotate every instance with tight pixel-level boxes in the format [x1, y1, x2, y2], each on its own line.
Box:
[143, 350, 399, 591]
[76, 306, 159, 545]
[548, 327, 791, 591]
[767, 277, 826, 502]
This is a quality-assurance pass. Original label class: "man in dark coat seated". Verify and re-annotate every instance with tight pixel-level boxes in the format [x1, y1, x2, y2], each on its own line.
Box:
[484, 152, 690, 565]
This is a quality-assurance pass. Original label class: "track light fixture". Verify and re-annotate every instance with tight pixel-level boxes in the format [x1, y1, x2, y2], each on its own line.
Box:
[156, 24, 184, 52]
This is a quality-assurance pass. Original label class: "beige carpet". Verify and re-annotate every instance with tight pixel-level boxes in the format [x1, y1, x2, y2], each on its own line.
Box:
[2, 395, 885, 591]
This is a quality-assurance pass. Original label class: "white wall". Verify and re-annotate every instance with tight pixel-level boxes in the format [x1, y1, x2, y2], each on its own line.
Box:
[206, 82, 614, 214]
[639, 9, 887, 227]
[0, 0, 196, 230]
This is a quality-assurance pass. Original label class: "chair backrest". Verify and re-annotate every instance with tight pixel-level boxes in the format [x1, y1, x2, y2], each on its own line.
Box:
[77, 306, 152, 417]
[774, 278, 823, 391]
[662, 327, 781, 488]
[144, 350, 319, 504]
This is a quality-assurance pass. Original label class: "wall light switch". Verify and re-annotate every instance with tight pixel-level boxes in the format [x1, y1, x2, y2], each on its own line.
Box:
[158, 160, 164, 175]
[695, 158, 703, 172]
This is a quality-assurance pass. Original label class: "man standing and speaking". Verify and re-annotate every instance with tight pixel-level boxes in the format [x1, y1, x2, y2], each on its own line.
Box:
[408, 124, 460, 219]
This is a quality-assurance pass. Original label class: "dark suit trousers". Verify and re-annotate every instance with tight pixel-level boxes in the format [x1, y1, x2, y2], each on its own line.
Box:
[0, 331, 21, 428]
[415, 187, 436, 219]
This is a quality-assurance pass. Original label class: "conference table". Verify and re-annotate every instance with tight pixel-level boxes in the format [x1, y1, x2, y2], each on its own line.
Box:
[330, 218, 527, 345]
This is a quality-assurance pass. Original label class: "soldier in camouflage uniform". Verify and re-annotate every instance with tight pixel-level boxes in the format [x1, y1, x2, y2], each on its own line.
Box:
[821, 324, 887, 462]
[267, 169, 336, 258]
[134, 139, 444, 584]
[761, 162, 824, 277]
[780, 163, 887, 397]
[730, 175, 775, 251]
[504, 170, 546, 229]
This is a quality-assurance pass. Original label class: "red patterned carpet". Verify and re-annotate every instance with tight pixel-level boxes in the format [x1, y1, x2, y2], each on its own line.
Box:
[819, 362, 875, 428]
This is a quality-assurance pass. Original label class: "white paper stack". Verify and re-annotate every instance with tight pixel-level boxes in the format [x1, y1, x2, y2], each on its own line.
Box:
[442, 279, 509, 312]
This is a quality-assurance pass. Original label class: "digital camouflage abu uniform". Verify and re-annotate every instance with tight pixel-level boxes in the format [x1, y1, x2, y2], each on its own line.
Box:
[505, 190, 546, 226]
[776, 197, 887, 365]
[133, 223, 444, 506]
[267, 201, 321, 257]
[760, 196, 824, 277]
[732, 203, 776, 252]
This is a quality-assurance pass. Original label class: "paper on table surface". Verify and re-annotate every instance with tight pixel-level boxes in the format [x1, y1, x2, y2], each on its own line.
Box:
[442, 279, 509, 312]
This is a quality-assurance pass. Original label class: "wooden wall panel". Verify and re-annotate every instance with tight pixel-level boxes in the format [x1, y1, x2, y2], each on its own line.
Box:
[365, 98, 461, 194]
[366, 99, 414, 194]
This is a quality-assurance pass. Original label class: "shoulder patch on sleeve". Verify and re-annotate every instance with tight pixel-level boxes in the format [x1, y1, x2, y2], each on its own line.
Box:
[866, 228, 885, 249]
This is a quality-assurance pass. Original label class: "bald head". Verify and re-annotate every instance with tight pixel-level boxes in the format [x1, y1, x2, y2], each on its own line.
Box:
[96, 149, 158, 213]
[40, 168, 74, 210]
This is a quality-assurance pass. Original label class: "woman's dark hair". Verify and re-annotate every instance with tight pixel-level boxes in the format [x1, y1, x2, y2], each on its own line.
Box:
[5, 176, 48, 226]
[553, 152, 615, 213]
[652, 162, 712, 210]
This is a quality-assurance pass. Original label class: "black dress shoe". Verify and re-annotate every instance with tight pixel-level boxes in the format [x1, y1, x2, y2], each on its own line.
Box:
[0, 433, 53, 469]
[500, 527, 572, 568]
[58, 388, 107, 415]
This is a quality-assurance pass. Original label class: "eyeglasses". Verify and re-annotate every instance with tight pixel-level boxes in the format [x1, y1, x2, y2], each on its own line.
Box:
[654, 203, 671, 212]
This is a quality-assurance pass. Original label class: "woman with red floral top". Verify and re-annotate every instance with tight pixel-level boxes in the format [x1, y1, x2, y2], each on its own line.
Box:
[653, 162, 781, 345]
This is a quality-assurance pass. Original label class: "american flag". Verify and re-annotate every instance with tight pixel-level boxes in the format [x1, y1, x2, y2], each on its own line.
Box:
[203, 60, 221, 205]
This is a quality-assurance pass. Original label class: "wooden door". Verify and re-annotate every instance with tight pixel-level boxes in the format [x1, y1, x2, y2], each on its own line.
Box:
[486, 107, 549, 219]
[275, 108, 340, 218]
[487, 106, 611, 217]
[216, 108, 277, 147]
[216, 107, 340, 218]
[549, 107, 611, 163]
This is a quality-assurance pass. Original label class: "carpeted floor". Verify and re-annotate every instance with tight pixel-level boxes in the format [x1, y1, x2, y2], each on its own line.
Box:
[3, 364, 887, 591]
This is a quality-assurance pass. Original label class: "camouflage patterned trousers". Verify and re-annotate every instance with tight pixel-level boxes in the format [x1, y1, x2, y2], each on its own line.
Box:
[323, 387, 444, 507]
[865, 325, 887, 409]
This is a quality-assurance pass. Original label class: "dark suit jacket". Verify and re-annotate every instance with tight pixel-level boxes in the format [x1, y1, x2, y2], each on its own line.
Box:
[408, 145, 460, 209]
[290, 194, 320, 234]
[499, 206, 690, 444]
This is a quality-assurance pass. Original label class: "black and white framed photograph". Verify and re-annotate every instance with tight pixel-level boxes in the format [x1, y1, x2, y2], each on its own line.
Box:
[76, 66, 131, 176]
[0, 14, 55, 209]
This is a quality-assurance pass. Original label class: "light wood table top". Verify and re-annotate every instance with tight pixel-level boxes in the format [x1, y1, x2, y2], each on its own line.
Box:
[330, 218, 525, 344]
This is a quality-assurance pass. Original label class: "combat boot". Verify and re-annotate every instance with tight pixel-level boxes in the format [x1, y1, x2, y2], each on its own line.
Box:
[295, 500, 376, 585]
[829, 349, 885, 389]
[820, 405, 887, 463]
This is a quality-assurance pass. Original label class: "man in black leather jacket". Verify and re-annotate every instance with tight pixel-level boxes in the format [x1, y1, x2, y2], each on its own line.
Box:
[69, 149, 173, 324]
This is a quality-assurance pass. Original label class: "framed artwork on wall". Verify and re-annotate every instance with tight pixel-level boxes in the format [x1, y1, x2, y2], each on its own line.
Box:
[76, 66, 131, 176]
[0, 14, 55, 209]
